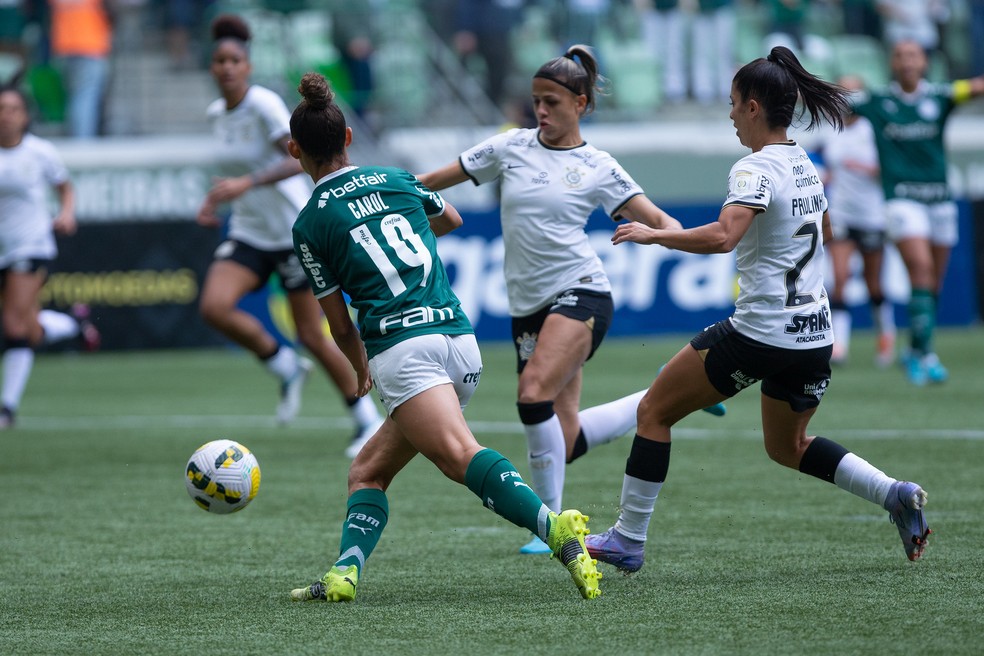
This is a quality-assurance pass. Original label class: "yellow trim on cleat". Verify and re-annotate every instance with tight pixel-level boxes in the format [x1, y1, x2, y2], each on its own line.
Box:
[547, 510, 602, 599]
[289, 565, 359, 602]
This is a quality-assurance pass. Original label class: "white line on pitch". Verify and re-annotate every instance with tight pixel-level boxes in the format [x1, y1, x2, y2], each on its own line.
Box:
[13, 415, 984, 440]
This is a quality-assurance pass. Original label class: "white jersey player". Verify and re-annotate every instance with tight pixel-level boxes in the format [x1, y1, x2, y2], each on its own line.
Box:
[819, 77, 895, 367]
[0, 85, 97, 429]
[420, 44, 724, 556]
[587, 46, 931, 572]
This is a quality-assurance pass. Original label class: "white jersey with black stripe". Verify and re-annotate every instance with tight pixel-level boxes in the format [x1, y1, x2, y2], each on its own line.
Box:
[0, 133, 67, 267]
[207, 85, 312, 251]
[459, 128, 643, 317]
[724, 142, 833, 349]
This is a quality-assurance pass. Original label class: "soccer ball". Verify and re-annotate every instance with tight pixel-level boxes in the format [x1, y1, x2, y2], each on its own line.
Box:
[185, 439, 261, 514]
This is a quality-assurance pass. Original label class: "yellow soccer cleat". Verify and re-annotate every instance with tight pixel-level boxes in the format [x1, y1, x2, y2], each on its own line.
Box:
[290, 565, 359, 602]
[547, 510, 602, 599]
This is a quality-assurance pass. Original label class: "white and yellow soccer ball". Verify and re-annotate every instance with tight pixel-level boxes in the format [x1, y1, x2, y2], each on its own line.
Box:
[185, 439, 261, 514]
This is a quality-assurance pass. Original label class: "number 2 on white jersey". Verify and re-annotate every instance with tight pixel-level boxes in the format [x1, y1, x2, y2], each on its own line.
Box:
[349, 213, 432, 297]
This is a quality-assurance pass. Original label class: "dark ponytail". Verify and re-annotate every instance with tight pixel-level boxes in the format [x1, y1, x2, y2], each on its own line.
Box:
[533, 44, 607, 115]
[733, 46, 850, 131]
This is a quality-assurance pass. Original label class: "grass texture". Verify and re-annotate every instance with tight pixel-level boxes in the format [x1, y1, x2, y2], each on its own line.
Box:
[1, 328, 982, 655]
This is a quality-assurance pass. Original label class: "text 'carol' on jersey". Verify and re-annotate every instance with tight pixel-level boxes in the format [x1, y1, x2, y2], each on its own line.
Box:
[725, 143, 833, 350]
[292, 165, 473, 360]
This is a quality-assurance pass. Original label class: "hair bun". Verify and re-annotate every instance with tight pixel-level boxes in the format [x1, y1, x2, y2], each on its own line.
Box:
[211, 14, 251, 43]
[297, 72, 333, 110]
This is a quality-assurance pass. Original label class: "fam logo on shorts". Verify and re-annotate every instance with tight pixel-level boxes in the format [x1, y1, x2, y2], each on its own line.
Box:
[804, 378, 829, 401]
[516, 331, 537, 362]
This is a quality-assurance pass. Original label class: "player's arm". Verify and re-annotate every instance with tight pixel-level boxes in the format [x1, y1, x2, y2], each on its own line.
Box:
[821, 210, 833, 244]
[612, 204, 757, 254]
[954, 76, 984, 102]
[417, 161, 469, 191]
[51, 179, 77, 236]
[207, 136, 304, 204]
[428, 200, 463, 237]
[615, 194, 683, 230]
[318, 290, 373, 397]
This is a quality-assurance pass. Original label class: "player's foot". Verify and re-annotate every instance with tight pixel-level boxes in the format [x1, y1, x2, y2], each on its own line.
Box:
[290, 564, 359, 602]
[922, 353, 948, 384]
[546, 510, 601, 599]
[904, 354, 927, 386]
[345, 418, 384, 458]
[519, 534, 552, 554]
[883, 481, 930, 561]
[584, 526, 645, 573]
[0, 406, 15, 430]
[71, 303, 101, 352]
[277, 357, 313, 426]
[875, 333, 895, 368]
[701, 402, 726, 417]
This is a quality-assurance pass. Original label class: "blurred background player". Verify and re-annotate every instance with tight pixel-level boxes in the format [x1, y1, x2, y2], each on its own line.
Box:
[586, 47, 930, 573]
[419, 44, 725, 556]
[0, 80, 98, 428]
[852, 40, 984, 385]
[285, 72, 600, 602]
[197, 14, 382, 450]
[818, 75, 895, 367]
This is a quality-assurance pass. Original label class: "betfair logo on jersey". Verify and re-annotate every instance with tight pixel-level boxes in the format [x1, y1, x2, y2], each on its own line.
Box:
[784, 306, 831, 339]
[379, 306, 455, 334]
[318, 172, 389, 206]
[297, 242, 326, 289]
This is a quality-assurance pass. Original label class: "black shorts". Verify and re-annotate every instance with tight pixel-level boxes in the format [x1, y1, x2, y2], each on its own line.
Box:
[213, 240, 309, 292]
[0, 258, 50, 284]
[690, 319, 832, 413]
[845, 227, 887, 254]
[511, 288, 614, 374]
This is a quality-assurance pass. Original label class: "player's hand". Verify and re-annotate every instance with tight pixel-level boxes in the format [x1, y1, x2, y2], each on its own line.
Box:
[356, 368, 373, 397]
[207, 176, 253, 204]
[612, 221, 660, 246]
[196, 201, 221, 228]
[52, 211, 77, 236]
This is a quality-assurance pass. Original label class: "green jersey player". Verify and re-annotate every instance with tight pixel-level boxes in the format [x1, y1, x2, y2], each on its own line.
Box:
[285, 72, 601, 603]
[852, 40, 984, 385]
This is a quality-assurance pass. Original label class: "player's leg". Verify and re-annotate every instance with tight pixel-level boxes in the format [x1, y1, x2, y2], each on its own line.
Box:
[395, 383, 599, 598]
[888, 200, 938, 384]
[285, 285, 382, 449]
[827, 237, 854, 364]
[586, 341, 726, 573]
[0, 267, 45, 428]
[199, 250, 309, 419]
[290, 416, 416, 602]
[859, 243, 895, 367]
[516, 311, 591, 523]
[762, 396, 930, 561]
[761, 346, 929, 561]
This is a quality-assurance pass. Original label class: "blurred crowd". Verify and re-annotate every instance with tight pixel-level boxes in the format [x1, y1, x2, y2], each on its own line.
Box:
[1, 0, 983, 137]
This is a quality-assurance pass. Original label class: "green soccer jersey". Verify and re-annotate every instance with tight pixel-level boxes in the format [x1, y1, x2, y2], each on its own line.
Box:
[292, 165, 472, 359]
[854, 81, 957, 203]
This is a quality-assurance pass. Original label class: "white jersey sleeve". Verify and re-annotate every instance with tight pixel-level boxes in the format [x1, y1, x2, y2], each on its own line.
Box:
[459, 129, 511, 185]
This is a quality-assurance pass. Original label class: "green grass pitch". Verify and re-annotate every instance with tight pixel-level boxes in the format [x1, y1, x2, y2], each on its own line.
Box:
[2, 328, 983, 655]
